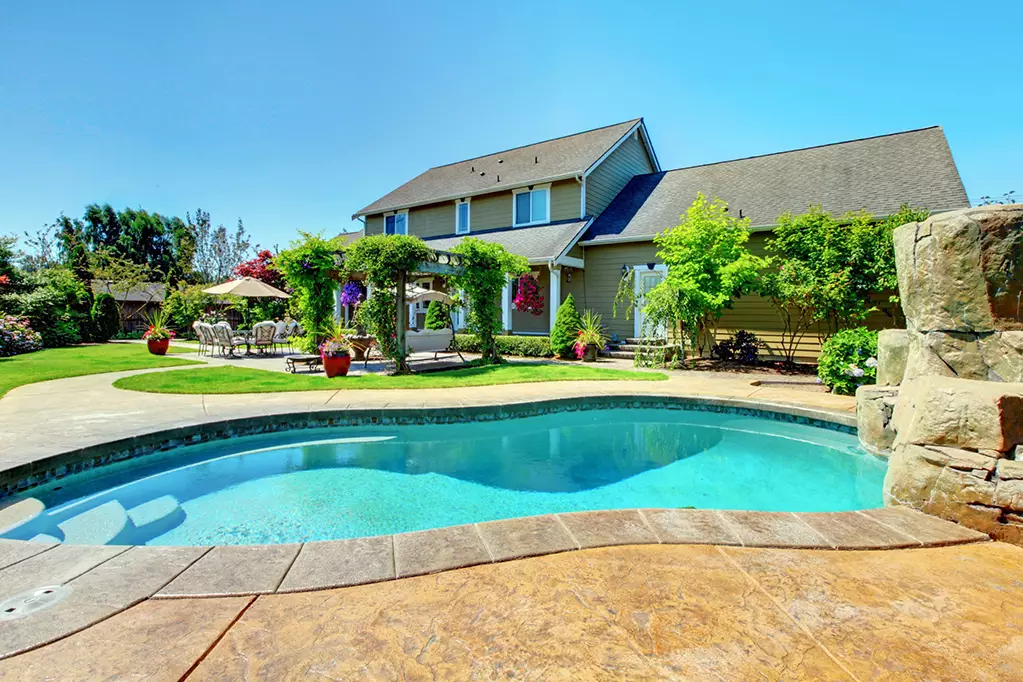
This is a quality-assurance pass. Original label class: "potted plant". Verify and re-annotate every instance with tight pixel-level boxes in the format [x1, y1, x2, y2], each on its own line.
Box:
[319, 322, 353, 378]
[142, 309, 175, 355]
[573, 310, 608, 362]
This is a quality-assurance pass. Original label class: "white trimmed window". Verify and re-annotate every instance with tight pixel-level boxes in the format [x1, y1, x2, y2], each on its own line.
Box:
[455, 199, 470, 235]
[384, 210, 408, 235]
[512, 185, 550, 226]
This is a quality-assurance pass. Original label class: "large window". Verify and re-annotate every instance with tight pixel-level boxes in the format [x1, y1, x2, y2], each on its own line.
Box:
[455, 200, 470, 235]
[385, 211, 408, 235]
[513, 186, 549, 226]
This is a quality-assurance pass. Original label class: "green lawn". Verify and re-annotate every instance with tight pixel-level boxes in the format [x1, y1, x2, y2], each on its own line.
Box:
[113, 362, 667, 394]
[0, 343, 202, 397]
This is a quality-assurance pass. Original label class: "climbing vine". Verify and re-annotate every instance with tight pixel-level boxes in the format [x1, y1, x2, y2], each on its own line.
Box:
[449, 238, 528, 364]
[343, 234, 432, 369]
[275, 232, 343, 352]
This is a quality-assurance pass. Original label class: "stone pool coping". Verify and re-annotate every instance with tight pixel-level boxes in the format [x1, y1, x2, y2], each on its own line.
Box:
[0, 393, 856, 497]
[0, 507, 989, 660]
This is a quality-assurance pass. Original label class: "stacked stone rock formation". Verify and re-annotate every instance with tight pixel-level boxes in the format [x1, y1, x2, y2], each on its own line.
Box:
[856, 204, 1023, 544]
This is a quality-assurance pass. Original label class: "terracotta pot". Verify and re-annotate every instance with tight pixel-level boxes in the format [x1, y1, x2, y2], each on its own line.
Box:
[583, 343, 599, 362]
[147, 338, 170, 356]
[323, 353, 352, 378]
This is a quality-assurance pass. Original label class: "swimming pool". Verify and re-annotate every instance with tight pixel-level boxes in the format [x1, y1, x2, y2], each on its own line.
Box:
[1, 408, 884, 546]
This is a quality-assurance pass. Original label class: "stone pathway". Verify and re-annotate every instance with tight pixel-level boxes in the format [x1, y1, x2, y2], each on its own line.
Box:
[1, 541, 1021, 680]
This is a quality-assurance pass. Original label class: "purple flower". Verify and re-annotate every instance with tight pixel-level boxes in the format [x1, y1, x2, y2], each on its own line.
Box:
[340, 281, 365, 307]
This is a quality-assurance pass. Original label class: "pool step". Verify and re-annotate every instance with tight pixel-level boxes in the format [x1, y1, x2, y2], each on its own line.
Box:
[127, 496, 185, 541]
[57, 500, 135, 545]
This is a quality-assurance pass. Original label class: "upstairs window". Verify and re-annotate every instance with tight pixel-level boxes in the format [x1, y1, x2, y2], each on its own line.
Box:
[513, 185, 549, 226]
[455, 199, 470, 235]
[384, 211, 408, 235]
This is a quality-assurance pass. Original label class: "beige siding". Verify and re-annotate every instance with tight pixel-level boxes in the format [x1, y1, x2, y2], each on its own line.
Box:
[550, 179, 582, 221]
[364, 178, 583, 241]
[365, 214, 384, 236]
[582, 241, 661, 340]
[585, 132, 655, 218]
[407, 203, 456, 238]
[469, 192, 512, 231]
[561, 265, 585, 312]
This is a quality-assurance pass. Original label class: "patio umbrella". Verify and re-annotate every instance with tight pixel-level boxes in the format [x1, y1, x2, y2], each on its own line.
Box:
[202, 277, 290, 299]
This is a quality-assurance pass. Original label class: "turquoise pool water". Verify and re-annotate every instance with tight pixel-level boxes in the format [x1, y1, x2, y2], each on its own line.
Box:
[2, 408, 885, 546]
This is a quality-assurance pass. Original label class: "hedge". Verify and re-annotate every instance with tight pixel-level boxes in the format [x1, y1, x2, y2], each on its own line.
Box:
[455, 333, 553, 358]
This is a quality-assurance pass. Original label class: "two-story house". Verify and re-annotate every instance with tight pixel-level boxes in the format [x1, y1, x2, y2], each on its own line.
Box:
[352, 118, 969, 361]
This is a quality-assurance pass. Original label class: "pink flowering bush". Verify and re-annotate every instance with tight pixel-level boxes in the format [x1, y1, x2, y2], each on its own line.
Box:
[0, 315, 44, 356]
[513, 274, 544, 316]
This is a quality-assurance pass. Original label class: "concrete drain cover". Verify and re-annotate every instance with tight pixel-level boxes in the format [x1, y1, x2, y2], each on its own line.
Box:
[0, 585, 72, 620]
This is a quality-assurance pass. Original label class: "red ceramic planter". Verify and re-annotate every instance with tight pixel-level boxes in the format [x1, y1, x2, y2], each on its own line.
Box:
[322, 353, 351, 378]
[147, 338, 170, 356]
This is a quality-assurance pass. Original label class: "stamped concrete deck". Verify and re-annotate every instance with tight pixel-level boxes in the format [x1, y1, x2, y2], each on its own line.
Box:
[2, 541, 1021, 681]
[2, 357, 1019, 678]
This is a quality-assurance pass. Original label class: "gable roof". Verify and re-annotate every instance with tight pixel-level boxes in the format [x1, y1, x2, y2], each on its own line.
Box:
[419, 219, 590, 264]
[581, 126, 970, 244]
[355, 119, 648, 218]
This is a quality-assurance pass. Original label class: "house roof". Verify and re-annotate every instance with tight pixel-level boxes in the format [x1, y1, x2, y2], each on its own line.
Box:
[354, 119, 644, 217]
[581, 126, 970, 244]
[419, 219, 590, 264]
[336, 229, 364, 245]
[91, 280, 166, 303]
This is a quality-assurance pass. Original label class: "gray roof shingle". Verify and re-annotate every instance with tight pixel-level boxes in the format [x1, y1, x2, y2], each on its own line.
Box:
[420, 220, 589, 263]
[355, 119, 642, 217]
[582, 126, 969, 244]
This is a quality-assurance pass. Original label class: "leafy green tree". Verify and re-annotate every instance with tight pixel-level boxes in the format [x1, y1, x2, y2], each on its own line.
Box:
[90, 293, 121, 341]
[163, 283, 216, 334]
[645, 193, 764, 354]
[425, 300, 450, 330]
[550, 293, 583, 359]
[8, 267, 91, 346]
[448, 238, 528, 364]
[0, 235, 21, 290]
[850, 205, 929, 324]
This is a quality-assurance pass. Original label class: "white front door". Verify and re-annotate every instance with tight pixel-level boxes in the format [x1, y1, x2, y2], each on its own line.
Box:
[634, 264, 667, 338]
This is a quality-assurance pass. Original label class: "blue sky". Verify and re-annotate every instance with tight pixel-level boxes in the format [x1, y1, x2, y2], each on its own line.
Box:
[1, 1, 1019, 251]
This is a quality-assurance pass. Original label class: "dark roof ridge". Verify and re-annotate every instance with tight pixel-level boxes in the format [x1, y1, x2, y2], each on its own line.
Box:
[429, 118, 643, 170]
[650, 125, 945, 175]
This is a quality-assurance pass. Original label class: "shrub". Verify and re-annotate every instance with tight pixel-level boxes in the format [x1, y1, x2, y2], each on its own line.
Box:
[0, 315, 43, 356]
[425, 300, 450, 330]
[818, 327, 878, 395]
[550, 293, 582, 359]
[164, 283, 216, 335]
[455, 334, 553, 357]
[712, 330, 764, 364]
[7, 282, 82, 347]
[90, 293, 121, 342]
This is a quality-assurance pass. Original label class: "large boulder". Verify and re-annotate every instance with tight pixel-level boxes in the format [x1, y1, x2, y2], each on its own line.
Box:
[894, 205, 1023, 333]
[876, 329, 910, 385]
[855, 385, 899, 456]
[891, 376, 1023, 453]
[901, 330, 1023, 383]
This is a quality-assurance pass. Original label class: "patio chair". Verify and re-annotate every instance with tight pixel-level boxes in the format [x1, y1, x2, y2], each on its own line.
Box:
[273, 320, 289, 353]
[192, 321, 205, 355]
[212, 322, 245, 357]
[199, 323, 218, 357]
[285, 321, 302, 352]
[251, 321, 277, 355]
